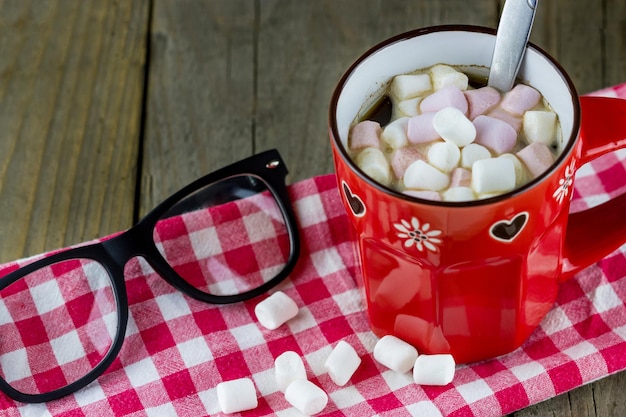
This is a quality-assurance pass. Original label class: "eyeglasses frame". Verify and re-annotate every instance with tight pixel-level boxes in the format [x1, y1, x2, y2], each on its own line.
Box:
[0, 149, 301, 403]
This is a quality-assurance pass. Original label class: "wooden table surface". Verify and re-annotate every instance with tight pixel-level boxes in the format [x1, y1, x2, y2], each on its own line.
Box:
[1, 1, 625, 415]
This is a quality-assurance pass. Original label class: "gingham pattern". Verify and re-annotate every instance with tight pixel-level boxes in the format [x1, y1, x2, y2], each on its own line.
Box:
[153, 189, 291, 296]
[0, 258, 116, 396]
[0, 85, 624, 416]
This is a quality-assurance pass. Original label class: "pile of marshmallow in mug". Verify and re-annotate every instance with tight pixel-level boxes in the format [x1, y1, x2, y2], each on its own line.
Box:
[350, 64, 559, 201]
[216, 291, 452, 415]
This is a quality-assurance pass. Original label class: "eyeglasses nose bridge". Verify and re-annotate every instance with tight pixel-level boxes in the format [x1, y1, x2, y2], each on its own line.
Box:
[100, 224, 153, 268]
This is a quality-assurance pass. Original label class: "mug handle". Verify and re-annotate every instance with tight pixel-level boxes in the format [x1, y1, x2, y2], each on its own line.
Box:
[561, 96, 626, 280]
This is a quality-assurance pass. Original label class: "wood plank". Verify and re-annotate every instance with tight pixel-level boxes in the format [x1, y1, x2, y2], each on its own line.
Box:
[605, 0, 626, 88]
[527, 0, 604, 94]
[0, 0, 149, 263]
[593, 370, 626, 416]
[255, 0, 498, 182]
[142, 0, 256, 214]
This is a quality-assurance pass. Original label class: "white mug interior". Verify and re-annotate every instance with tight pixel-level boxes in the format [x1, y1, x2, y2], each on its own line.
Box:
[335, 27, 577, 160]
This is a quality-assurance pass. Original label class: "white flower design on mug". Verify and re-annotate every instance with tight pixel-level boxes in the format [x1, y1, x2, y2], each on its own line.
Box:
[552, 159, 576, 204]
[394, 217, 443, 252]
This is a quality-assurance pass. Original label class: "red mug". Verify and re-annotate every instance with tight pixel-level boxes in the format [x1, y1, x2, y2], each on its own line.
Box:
[329, 26, 626, 364]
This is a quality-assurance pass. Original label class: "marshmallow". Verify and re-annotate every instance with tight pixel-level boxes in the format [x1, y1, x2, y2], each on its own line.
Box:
[497, 153, 528, 187]
[324, 340, 361, 386]
[284, 379, 328, 415]
[500, 84, 541, 115]
[275, 351, 307, 392]
[461, 143, 491, 169]
[217, 378, 258, 414]
[356, 147, 392, 186]
[427, 141, 461, 173]
[432, 107, 476, 147]
[255, 291, 299, 330]
[381, 117, 410, 149]
[477, 192, 501, 200]
[390, 73, 432, 100]
[391, 146, 425, 179]
[464, 86, 501, 119]
[396, 97, 422, 117]
[471, 157, 516, 194]
[450, 167, 472, 188]
[404, 160, 450, 191]
[516, 142, 556, 178]
[403, 190, 442, 201]
[413, 354, 456, 386]
[349, 120, 381, 150]
[373, 335, 418, 374]
[523, 110, 557, 146]
[487, 107, 522, 132]
[430, 64, 469, 91]
[407, 113, 440, 144]
[420, 86, 468, 115]
[473, 115, 517, 154]
[443, 186, 475, 202]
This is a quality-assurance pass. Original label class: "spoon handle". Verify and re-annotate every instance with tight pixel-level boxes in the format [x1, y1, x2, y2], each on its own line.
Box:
[488, 0, 538, 92]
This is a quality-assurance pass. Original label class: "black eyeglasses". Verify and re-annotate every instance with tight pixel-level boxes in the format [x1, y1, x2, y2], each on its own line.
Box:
[0, 149, 300, 403]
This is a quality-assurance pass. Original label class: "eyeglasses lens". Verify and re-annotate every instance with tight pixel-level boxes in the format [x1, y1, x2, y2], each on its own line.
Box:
[152, 174, 291, 296]
[0, 259, 117, 395]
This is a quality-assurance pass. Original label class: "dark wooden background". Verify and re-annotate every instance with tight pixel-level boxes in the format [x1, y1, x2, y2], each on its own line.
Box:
[1, 1, 625, 415]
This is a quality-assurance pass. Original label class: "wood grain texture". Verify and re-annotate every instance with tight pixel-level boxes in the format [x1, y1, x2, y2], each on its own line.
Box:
[0, 0, 148, 262]
[606, 0, 626, 88]
[142, 0, 256, 214]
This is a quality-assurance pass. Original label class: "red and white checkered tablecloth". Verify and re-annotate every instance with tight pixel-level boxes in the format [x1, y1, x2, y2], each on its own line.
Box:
[1, 84, 625, 416]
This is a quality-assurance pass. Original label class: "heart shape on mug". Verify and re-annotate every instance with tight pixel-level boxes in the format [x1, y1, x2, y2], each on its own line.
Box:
[342, 181, 366, 217]
[490, 212, 529, 242]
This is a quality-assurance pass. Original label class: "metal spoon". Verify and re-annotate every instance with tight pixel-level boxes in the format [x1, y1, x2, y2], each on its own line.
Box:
[488, 0, 539, 92]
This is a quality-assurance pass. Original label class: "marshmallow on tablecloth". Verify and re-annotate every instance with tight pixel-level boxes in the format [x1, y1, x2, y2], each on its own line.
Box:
[217, 378, 258, 414]
[404, 160, 450, 191]
[254, 291, 299, 330]
[324, 340, 361, 386]
[443, 186, 475, 202]
[473, 115, 517, 154]
[391, 146, 425, 179]
[433, 107, 476, 147]
[381, 117, 410, 149]
[500, 84, 541, 115]
[420, 86, 468, 115]
[523, 110, 557, 146]
[284, 379, 328, 416]
[349, 120, 381, 150]
[390, 73, 432, 100]
[413, 354, 456, 386]
[464, 86, 501, 119]
[275, 351, 307, 392]
[373, 335, 418, 374]
[407, 112, 440, 144]
[356, 147, 392, 186]
[430, 64, 468, 91]
[517, 142, 556, 178]
[471, 157, 516, 194]
[461, 143, 491, 169]
[428, 141, 461, 173]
